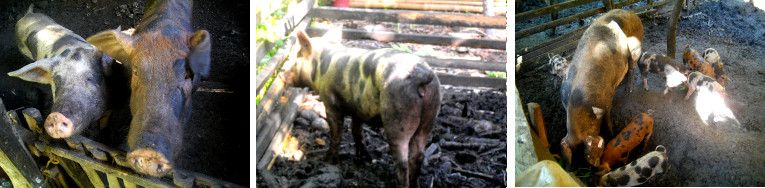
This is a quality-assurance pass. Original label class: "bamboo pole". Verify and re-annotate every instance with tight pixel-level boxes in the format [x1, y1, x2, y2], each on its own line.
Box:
[516, 7, 606, 40]
[667, 0, 684, 59]
[515, 0, 598, 22]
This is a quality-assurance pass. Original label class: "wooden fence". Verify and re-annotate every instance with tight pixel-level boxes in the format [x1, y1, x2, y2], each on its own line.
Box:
[515, 0, 677, 69]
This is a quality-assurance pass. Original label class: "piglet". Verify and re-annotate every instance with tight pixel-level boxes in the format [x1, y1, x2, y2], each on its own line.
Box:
[600, 145, 669, 187]
[11, 5, 116, 139]
[637, 52, 688, 94]
[597, 110, 654, 176]
[684, 71, 726, 100]
[702, 48, 729, 86]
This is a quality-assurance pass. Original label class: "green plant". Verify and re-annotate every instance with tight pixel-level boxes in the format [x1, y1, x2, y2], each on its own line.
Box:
[391, 44, 413, 53]
[486, 71, 507, 79]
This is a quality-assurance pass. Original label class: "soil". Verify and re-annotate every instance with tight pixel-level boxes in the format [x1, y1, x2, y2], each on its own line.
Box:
[516, 0, 765, 186]
[0, 0, 249, 185]
[256, 17, 508, 187]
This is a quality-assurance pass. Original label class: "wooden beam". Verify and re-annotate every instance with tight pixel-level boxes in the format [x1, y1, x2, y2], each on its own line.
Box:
[667, 0, 684, 59]
[308, 6, 506, 28]
[516, 7, 606, 40]
[256, 88, 292, 161]
[516, 25, 588, 57]
[305, 27, 507, 49]
[521, 32, 581, 67]
[257, 88, 307, 171]
[515, 0, 598, 22]
[613, 0, 645, 9]
[0, 109, 46, 188]
[436, 74, 506, 89]
[424, 57, 506, 72]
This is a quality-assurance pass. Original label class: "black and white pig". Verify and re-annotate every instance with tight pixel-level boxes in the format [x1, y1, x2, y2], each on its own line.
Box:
[600, 145, 669, 186]
[11, 5, 116, 139]
[637, 52, 688, 94]
[279, 27, 442, 187]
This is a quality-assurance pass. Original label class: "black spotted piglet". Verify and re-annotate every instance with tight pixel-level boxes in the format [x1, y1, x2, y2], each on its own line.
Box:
[600, 145, 669, 186]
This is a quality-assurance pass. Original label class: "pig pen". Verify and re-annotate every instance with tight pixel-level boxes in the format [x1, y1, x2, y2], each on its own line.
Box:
[0, 0, 249, 186]
[516, 0, 765, 186]
[256, 5, 508, 187]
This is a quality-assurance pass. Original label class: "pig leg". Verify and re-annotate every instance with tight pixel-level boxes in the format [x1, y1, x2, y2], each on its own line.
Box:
[642, 129, 653, 152]
[324, 105, 345, 163]
[560, 136, 573, 169]
[684, 83, 696, 100]
[381, 88, 422, 187]
[606, 110, 615, 135]
[407, 83, 439, 187]
[350, 117, 371, 162]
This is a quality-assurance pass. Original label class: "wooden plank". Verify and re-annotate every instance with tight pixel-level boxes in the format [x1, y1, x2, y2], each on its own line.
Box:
[516, 25, 588, 57]
[347, 1, 504, 14]
[0, 109, 46, 188]
[436, 74, 506, 89]
[613, 0, 645, 9]
[523, 36, 580, 66]
[516, 7, 606, 40]
[256, 88, 293, 161]
[258, 88, 307, 170]
[255, 0, 315, 63]
[349, 0, 507, 6]
[308, 6, 506, 28]
[305, 27, 506, 50]
[57, 158, 94, 188]
[106, 173, 120, 188]
[423, 57, 506, 72]
[123, 181, 137, 188]
[82, 167, 106, 188]
[515, 0, 598, 22]
[256, 71, 287, 134]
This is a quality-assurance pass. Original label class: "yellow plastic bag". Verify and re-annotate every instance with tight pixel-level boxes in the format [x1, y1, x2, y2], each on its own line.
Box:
[516, 160, 583, 187]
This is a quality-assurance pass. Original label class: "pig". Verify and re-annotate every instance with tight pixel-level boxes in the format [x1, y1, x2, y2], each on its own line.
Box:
[637, 52, 688, 94]
[548, 53, 569, 86]
[600, 145, 669, 187]
[11, 5, 116, 139]
[684, 71, 726, 100]
[279, 28, 441, 187]
[559, 9, 643, 168]
[702, 48, 729, 86]
[597, 110, 654, 176]
[683, 44, 719, 84]
[86, 0, 211, 176]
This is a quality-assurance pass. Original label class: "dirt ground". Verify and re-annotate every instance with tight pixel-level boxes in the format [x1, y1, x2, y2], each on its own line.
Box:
[256, 18, 508, 187]
[0, 0, 249, 185]
[517, 0, 765, 186]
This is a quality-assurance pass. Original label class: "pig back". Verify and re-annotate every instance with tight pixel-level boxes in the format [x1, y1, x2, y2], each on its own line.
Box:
[16, 10, 89, 61]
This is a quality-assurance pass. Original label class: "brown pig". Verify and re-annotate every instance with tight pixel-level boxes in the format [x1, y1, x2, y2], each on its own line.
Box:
[86, 0, 210, 177]
[597, 110, 654, 176]
[280, 28, 441, 187]
[559, 9, 643, 168]
[683, 44, 720, 84]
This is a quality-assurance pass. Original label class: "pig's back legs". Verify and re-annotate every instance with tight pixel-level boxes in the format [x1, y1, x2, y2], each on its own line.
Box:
[406, 79, 440, 187]
[350, 116, 371, 161]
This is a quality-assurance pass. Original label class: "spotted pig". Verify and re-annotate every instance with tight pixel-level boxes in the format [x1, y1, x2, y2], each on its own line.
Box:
[597, 110, 654, 176]
[684, 71, 726, 100]
[702, 48, 729, 86]
[600, 145, 669, 186]
[12, 5, 116, 139]
[280, 28, 441, 187]
[86, 0, 211, 176]
[683, 44, 720, 85]
[637, 52, 688, 94]
[560, 9, 643, 168]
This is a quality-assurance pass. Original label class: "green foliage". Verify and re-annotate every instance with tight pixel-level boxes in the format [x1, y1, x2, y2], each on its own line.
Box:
[391, 44, 413, 53]
[486, 71, 507, 79]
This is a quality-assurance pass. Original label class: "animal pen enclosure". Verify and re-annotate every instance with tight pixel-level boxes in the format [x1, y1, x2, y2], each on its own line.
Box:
[256, 0, 508, 186]
[517, 0, 765, 186]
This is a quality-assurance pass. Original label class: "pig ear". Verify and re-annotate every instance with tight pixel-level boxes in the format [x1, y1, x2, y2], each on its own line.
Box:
[296, 31, 313, 57]
[86, 29, 134, 66]
[188, 30, 211, 79]
[100, 53, 115, 76]
[322, 25, 343, 44]
[592, 107, 604, 119]
[8, 58, 56, 84]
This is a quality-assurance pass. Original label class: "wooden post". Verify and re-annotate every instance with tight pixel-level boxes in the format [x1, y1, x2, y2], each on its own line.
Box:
[602, 0, 613, 10]
[547, 0, 560, 36]
[667, 0, 684, 59]
[526, 103, 550, 148]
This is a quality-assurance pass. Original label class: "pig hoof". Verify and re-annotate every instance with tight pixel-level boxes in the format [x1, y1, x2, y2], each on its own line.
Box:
[44, 112, 74, 139]
[127, 149, 172, 176]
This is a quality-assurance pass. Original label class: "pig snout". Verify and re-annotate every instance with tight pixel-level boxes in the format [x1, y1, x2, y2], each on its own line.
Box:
[44, 112, 74, 138]
[127, 149, 172, 176]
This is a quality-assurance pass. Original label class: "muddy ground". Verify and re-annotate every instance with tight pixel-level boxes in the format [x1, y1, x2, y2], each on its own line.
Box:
[256, 18, 508, 187]
[0, 0, 249, 185]
[517, 0, 765, 186]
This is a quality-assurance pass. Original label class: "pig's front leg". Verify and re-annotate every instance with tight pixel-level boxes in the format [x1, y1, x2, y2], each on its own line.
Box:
[684, 84, 696, 100]
[324, 101, 345, 163]
[560, 136, 573, 169]
[350, 117, 371, 162]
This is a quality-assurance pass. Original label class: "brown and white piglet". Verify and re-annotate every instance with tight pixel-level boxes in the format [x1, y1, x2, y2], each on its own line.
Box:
[597, 110, 654, 176]
[637, 52, 688, 94]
